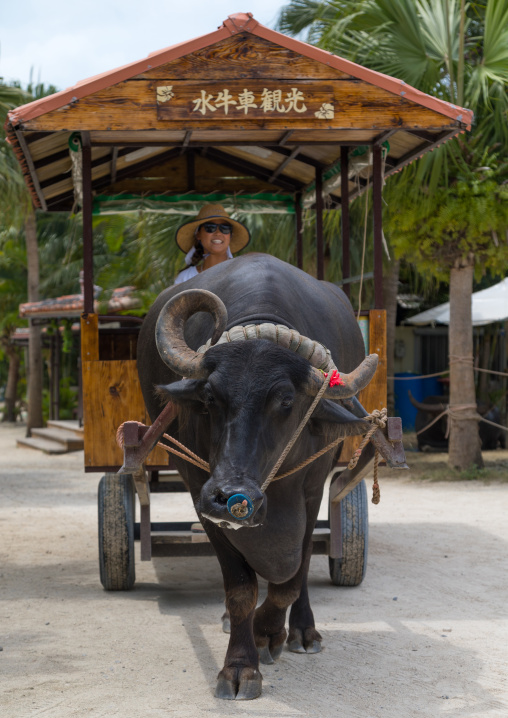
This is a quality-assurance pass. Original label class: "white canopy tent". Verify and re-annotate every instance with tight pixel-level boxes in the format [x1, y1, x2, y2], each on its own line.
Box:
[405, 278, 508, 327]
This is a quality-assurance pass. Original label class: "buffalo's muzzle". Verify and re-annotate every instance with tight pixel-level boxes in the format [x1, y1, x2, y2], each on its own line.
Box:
[198, 477, 266, 528]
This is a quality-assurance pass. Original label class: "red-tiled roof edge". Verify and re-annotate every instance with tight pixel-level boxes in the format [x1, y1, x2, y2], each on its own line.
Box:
[19, 287, 140, 318]
[7, 12, 473, 129]
[253, 22, 473, 129]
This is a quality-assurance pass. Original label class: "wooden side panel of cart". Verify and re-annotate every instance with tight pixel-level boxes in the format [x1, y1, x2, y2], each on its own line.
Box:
[338, 309, 387, 463]
[81, 309, 386, 471]
[81, 314, 168, 470]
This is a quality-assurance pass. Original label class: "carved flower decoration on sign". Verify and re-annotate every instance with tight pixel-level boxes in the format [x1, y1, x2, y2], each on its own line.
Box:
[157, 86, 175, 103]
[315, 103, 334, 119]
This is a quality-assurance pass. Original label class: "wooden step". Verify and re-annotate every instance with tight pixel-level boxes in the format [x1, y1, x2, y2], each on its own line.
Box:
[31, 427, 84, 451]
[17, 436, 69, 454]
[46, 419, 84, 439]
[149, 526, 330, 557]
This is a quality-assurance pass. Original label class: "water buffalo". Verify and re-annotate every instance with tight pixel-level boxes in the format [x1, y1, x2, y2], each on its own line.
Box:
[137, 253, 382, 700]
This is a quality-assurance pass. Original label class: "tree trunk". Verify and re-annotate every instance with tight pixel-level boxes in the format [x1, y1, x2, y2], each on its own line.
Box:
[2, 341, 21, 422]
[448, 255, 483, 469]
[25, 209, 44, 435]
[382, 257, 400, 414]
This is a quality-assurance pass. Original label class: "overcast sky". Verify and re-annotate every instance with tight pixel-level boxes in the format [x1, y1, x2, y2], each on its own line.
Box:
[1, 1, 288, 91]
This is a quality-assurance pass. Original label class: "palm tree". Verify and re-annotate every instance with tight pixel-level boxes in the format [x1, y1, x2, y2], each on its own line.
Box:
[278, 0, 508, 469]
[1, 79, 58, 433]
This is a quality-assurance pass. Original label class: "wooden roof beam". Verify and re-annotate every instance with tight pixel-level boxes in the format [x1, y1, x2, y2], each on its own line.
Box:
[41, 146, 182, 200]
[405, 128, 448, 143]
[278, 130, 293, 146]
[344, 128, 458, 202]
[264, 145, 327, 170]
[14, 130, 48, 210]
[204, 148, 304, 193]
[269, 146, 302, 183]
[180, 130, 192, 156]
[372, 129, 398, 145]
[387, 129, 458, 175]
[34, 145, 133, 171]
[89, 138, 378, 148]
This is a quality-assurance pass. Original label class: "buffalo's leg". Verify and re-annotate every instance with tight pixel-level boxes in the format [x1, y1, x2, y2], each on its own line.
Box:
[211, 536, 262, 700]
[287, 557, 322, 654]
[254, 542, 321, 664]
[253, 583, 291, 665]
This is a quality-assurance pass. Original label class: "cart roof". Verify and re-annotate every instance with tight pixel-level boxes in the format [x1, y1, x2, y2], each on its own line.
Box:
[6, 12, 473, 213]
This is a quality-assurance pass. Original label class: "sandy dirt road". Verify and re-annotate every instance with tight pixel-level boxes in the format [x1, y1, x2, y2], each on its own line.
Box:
[1, 423, 507, 718]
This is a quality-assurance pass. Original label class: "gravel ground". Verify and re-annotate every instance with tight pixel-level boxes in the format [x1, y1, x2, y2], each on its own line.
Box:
[1, 423, 507, 717]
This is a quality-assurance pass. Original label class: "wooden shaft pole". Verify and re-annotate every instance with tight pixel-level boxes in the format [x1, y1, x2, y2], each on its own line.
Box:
[340, 146, 350, 297]
[82, 135, 94, 314]
[295, 192, 303, 270]
[315, 167, 324, 280]
[373, 145, 383, 309]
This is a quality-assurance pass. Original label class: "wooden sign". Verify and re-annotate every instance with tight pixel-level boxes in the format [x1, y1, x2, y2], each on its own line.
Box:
[156, 81, 335, 122]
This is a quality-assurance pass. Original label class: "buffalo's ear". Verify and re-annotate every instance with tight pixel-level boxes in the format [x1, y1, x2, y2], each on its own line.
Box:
[157, 379, 206, 405]
[312, 399, 370, 437]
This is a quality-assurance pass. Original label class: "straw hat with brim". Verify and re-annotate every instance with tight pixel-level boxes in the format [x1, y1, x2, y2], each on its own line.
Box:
[175, 204, 250, 254]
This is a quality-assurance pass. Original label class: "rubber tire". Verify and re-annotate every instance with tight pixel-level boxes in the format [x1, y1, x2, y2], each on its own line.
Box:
[329, 478, 369, 587]
[98, 473, 136, 590]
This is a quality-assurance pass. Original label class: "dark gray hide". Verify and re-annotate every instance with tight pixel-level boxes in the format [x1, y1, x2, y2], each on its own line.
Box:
[137, 253, 372, 700]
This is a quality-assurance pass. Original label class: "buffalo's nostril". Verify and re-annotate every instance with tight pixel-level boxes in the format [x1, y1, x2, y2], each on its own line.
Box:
[214, 490, 228, 506]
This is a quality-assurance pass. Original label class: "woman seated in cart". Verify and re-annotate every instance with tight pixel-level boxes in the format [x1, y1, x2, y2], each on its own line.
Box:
[174, 204, 250, 284]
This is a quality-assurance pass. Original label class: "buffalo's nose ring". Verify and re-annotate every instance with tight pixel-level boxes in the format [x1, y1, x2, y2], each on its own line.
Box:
[227, 494, 254, 520]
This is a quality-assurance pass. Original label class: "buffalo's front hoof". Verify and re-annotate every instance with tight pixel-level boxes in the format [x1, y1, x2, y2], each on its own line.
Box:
[215, 667, 262, 700]
[287, 627, 322, 654]
[256, 629, 287, 664]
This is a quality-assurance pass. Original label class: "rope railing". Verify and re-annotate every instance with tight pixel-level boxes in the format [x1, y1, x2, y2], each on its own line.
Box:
[389, 364, 508, 381]
[389, 354, 508, 438]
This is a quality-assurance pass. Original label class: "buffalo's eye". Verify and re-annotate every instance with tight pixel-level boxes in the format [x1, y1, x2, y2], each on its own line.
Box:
[280, 395, 294, 409]
[203, 386, 215, 405]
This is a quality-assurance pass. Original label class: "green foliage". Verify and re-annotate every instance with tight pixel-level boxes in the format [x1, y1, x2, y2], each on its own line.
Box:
[42, 377, 78, 423]
[385, 140, 508, 280]
[278, 0, 508, 287]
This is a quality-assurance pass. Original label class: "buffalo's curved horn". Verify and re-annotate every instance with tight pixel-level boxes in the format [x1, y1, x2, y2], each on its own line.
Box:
[304, 354, 379, 399]
[407, 391, 446, 413]
[156, 289, 228, 377]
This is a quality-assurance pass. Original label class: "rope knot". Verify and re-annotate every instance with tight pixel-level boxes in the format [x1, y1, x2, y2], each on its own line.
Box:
[347, 407, 388, 504]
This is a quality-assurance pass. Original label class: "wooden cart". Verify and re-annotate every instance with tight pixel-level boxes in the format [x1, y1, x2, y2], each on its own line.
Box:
[7, 12, 472, 590]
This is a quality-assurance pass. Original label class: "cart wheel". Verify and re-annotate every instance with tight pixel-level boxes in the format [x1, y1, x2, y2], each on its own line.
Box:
[98, 473, 136, 590]
[329, 478, 369, 587]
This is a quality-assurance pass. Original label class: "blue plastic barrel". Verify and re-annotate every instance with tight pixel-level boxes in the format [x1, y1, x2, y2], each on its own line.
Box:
[393, 373, 443, 431]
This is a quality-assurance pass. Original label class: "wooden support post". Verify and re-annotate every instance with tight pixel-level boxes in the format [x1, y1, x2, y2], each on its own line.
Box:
[186, 150, 195, 191]
[54, 327, 61, 420]
[295, 193, 303, 270]
[315, 167, 324, 280]
[80, 314, 99, 362]
[373, 145, 383, 309]
[140, 502, 152, 561]
[340, 146, 351, 297]
[49, 334, 55, 421]
[110, 147, 118, 185]
[81, 134, 94, 314]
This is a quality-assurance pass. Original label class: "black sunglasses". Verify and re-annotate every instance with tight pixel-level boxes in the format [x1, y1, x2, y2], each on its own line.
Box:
[201, 222, 232, 235]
